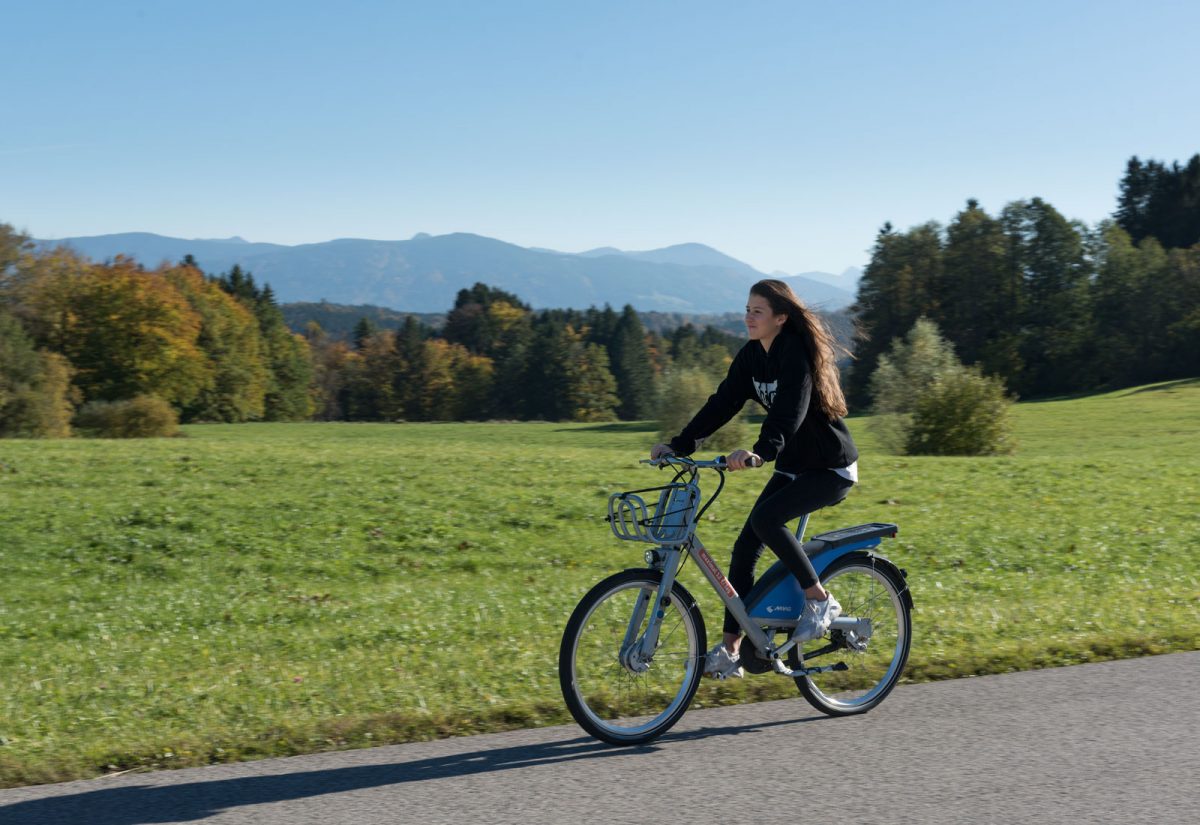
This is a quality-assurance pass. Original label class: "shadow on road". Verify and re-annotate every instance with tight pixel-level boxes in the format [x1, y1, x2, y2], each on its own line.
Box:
[0, 715, 822, 824]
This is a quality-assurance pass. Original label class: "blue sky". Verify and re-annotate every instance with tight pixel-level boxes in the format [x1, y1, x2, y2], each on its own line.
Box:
[3, 0, 1198, 275]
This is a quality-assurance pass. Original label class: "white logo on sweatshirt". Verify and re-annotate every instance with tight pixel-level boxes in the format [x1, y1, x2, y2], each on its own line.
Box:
[754, 379, 777, 408]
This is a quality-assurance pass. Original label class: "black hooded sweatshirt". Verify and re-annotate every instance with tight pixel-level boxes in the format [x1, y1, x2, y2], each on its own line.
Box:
[667, 332, 858, 474]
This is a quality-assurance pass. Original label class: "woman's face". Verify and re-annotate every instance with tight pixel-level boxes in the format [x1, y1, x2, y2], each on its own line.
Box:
[745, 293, 787, 343]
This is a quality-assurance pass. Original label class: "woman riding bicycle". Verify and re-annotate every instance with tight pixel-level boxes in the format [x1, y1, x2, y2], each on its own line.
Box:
[651, 279, 858, 680]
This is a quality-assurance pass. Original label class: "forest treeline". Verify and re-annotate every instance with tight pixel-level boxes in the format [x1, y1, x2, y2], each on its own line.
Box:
[848, 154, 1200, 404]
[0, 228, 745, 430]
[308, 285, 742, 422]
[2, 154, 1197, 435]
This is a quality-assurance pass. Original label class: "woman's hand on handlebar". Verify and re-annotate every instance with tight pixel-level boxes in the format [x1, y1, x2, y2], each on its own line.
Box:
[649, 443, 675, 461]
[726, 449, 763, 471]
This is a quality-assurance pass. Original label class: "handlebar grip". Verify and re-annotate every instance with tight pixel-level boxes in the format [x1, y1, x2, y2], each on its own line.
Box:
[717, 455, 763, 468]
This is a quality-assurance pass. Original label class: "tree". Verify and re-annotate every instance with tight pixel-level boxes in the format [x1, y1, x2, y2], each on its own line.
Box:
[443, 283, 531, 357]
[521, 317, 574, 420]
[848, 221, 943, 408]
[0, 309, 74, 437]
[565, 342, 619, 422]
[1115, 154, 1200, 250]
[216, 270, 314, 421]
[938, 200, 1021, 380]
[0, 223, 32, 280]
[1003, 198, 1091, 396]
[165, 265, 270, 422]
[608, 305, 656, 420]
[20, 257, 211, 406]
[303, 322, 354, 421]
[352, 317, 378, 351]
[339, 330, 399, 420]
[1089, 224, 1167, 387]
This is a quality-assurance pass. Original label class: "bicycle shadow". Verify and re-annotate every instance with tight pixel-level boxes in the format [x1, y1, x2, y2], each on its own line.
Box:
[0, 715, 825, 825]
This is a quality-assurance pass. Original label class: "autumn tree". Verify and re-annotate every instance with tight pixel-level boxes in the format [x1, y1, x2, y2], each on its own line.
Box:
[165, 264, 270, 422]
[13, 255, 210, 406]
[565, 342, 619, 422]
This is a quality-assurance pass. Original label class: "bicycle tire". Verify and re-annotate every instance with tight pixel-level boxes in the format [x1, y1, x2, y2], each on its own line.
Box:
[792, 553, 912, 716]
[559, 569, 706, 745]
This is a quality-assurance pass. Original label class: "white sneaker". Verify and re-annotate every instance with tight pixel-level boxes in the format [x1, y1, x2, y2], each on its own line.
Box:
[793, 594, 841, 642]
[703, 642, 744, 679]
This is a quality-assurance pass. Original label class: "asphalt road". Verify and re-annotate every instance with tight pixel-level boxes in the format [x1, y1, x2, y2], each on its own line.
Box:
[2, 652, 1197, 825]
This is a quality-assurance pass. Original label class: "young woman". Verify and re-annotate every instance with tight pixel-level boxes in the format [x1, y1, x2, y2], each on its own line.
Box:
[650, 279, 859, 679]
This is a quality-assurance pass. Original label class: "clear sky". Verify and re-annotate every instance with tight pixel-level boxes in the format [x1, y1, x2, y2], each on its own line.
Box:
[3, 0, 1198, 275]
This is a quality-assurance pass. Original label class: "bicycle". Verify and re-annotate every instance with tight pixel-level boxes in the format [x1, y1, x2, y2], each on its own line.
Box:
[558, 454, 913, 745]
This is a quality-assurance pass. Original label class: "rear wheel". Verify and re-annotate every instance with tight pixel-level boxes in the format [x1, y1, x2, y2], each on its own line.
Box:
[559, 569, 706, 744]
[793, 554, 911, 715]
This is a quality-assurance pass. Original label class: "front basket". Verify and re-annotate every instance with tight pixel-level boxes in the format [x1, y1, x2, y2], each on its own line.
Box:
[607, 483, 699, 545]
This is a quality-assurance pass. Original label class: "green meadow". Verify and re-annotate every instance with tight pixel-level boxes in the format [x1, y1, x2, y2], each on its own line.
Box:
[1, 380, 1197, 786]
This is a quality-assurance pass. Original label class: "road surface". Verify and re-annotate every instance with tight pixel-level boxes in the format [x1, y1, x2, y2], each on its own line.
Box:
[1, 652, 1197, 824]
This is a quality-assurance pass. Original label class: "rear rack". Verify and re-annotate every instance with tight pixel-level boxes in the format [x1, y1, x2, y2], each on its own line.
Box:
[808, 522, 898, 550]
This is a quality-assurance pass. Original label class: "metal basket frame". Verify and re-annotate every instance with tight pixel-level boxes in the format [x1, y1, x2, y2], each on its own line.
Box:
[607, 480, 701, 546]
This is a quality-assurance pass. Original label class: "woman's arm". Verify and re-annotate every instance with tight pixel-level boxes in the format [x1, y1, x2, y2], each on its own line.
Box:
[665, 348, 751, 456]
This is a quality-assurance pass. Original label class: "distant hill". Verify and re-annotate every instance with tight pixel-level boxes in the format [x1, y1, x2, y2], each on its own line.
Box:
[38, 232, 857, 313]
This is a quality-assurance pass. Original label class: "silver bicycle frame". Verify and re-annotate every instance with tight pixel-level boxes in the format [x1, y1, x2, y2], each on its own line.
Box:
[622, 458, 854, 677]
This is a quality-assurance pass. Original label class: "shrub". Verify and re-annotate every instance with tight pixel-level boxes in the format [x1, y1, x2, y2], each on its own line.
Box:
[869, 318, 1015, 456]
[656, 367, 747, 452]
[73, 395, 180, 438]
[906, 367, 1014, 455]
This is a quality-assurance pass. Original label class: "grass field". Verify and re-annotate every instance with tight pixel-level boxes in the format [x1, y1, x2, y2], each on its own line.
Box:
[1, 379, 1197, 786]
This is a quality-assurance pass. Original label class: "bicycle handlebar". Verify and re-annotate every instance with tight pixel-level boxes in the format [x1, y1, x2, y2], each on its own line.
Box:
[642, 454, 763, 470]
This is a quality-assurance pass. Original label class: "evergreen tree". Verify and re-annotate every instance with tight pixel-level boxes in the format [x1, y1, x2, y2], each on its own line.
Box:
[352, 317, 378, 351]
[391, 315, 429, 419]
[585, 305, 620, 350]
[1115, 154, 1200, 250]
[1003, 198, 1091, 396]
[565, 342, 619, 421]
[522, 317, 574, 420]
[1089, 224, 1164, 387]
[939, 200, 1022, 382]
[847, 221, 943, 407]
[608, 305, 656, 420]
[215, 267, 314, 420]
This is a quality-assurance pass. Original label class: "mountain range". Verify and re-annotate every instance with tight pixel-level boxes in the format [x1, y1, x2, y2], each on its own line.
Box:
[36, 232, 859, 314]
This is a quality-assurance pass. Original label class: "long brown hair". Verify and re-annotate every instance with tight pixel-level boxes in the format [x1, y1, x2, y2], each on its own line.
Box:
[750, 279, 849, 418]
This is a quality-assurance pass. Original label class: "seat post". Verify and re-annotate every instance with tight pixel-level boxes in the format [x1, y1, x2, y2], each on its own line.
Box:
[794, 513, 810, 542]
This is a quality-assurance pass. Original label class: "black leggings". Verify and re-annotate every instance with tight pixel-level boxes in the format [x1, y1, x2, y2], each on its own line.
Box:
[723, 469, 854, 636]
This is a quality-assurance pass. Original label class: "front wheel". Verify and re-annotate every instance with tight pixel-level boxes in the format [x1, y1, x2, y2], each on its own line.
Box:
[559, 569, 706, 745]
[792, 554, 912, 716]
